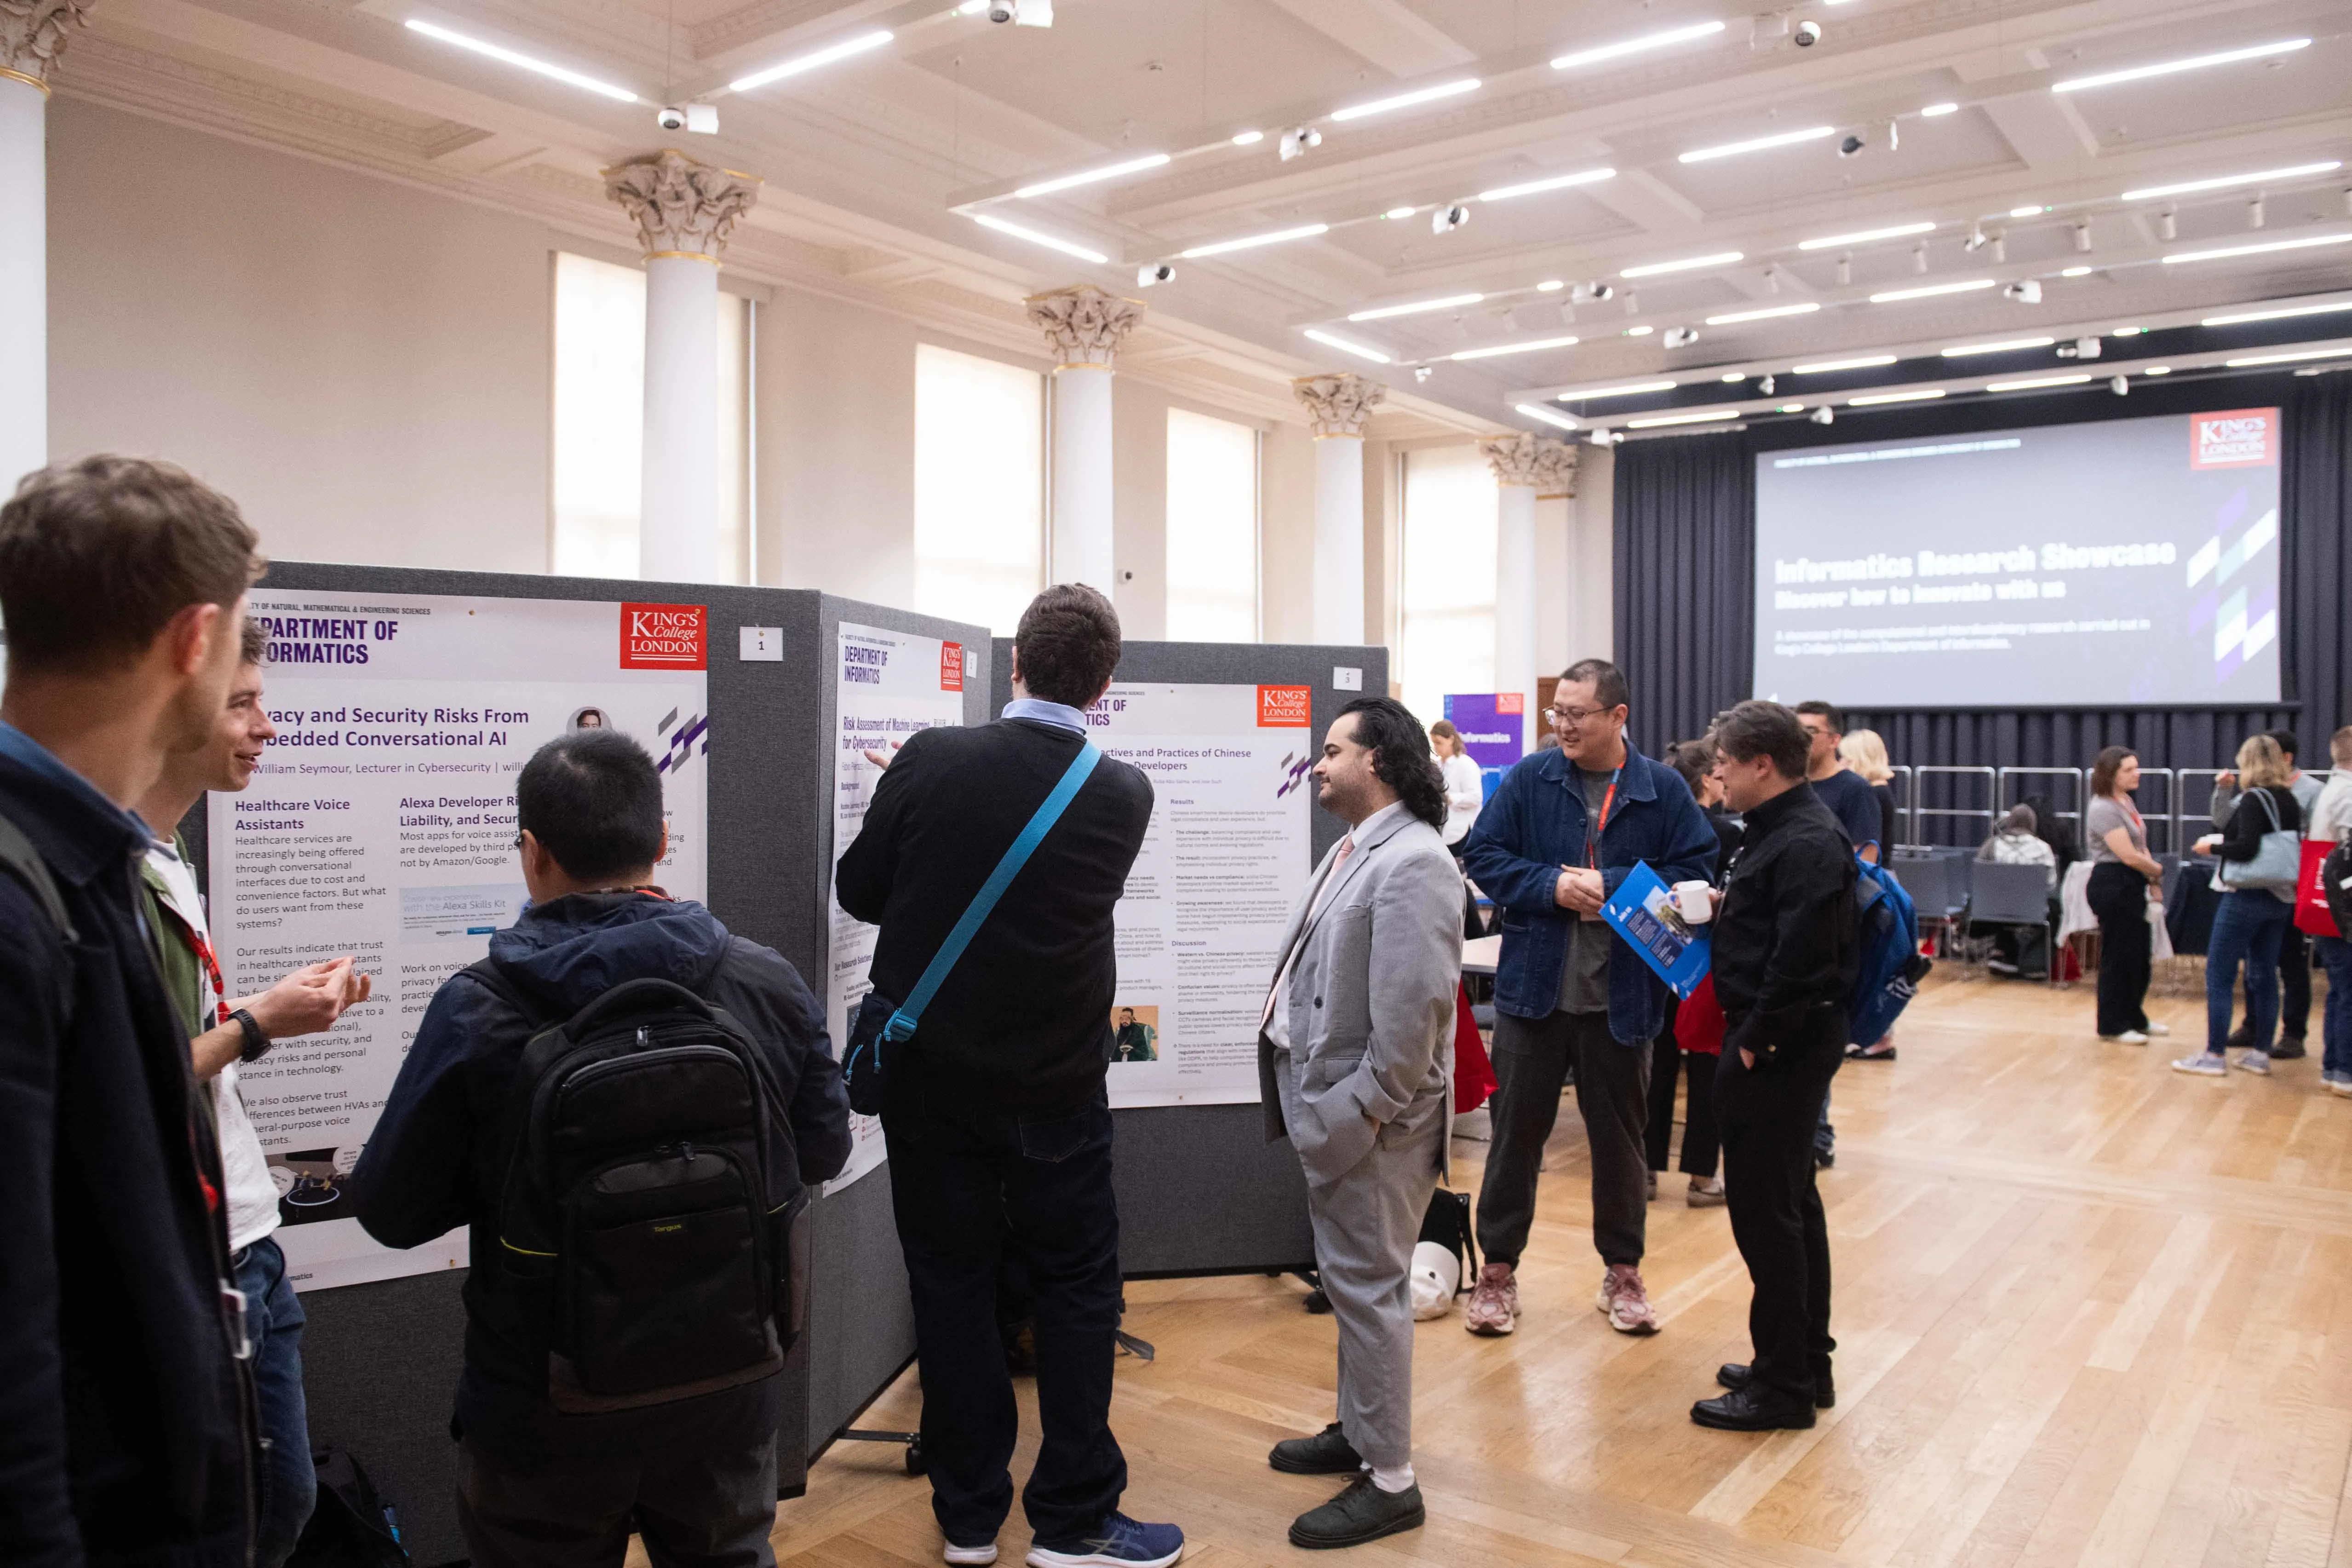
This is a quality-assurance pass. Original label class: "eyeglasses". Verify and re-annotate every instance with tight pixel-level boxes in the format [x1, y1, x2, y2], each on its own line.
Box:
[1549, 704, 1622, 727]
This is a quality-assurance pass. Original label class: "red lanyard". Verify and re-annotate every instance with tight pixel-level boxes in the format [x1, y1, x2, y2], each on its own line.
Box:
[160, 901, 231, 1027]
[1585, 768, 1622, 868]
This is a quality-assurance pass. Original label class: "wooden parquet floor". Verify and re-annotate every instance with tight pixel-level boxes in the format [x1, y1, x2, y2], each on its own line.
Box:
[763, 968, 2352, 1568]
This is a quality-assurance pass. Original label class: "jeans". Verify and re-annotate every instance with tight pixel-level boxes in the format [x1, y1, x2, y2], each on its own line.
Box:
[1476, 1010, 1649, 1269]
[235, 1237, 315, 1568]
[2087, 862, 2154, 1037]
[2207, 890, 2292, 1057]
[2246, 924, 2312, 1040]
[456, 1432, 778, 1568]
[1714, 1011, 1843, 1401]
[2317, 936, 2352, 1077]
[881, 1079, 1124, 1548]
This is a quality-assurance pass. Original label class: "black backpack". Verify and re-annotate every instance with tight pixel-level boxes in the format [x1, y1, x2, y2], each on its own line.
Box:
[285, 1447, 409, 1568]
[469, 968, 809, 1413]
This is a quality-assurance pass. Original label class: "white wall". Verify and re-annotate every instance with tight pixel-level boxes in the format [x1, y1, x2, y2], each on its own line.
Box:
[48, 99, 554, 573]
[1564, 444, 1615, 664]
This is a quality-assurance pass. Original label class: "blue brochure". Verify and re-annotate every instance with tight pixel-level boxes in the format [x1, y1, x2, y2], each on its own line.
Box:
[1600, 861, 1713, 999]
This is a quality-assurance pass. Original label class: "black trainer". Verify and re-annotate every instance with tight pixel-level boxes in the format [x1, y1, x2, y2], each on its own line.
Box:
[1270, 1423, 1363, 1475]
[1288, 1476, 1425, 1550]
[1692, 1383, 1818, 1431]
[2271, 1035, 2309, 1061]
[1716, 1361, 1835, 1408]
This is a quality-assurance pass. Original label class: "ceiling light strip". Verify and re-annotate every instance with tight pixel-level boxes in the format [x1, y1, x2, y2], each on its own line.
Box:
[1920, 101, 1958, 117]
[728, 28, 894, 92]
[1451, 334, 1580, 362]
[1559, 380, 1679, 400]
[2202, 299, 2352, 326]
[1706, 302, 1821, 325]
[2123, 160, 2341, 202]
[1014, 153, 1172, 199]
[1477, 167, 1615, 202]
[403, 19, 637, 102]
[2223, 345, 2352, 368]
[1942, 336, 2055, 356]
[1180, 223, 1330, 258]
[1798, 221, 1935, 251]
[1329, 78, 1479, 122]
[1551, 19, 1726, 71]
[1516, 402, 1583, 431]
[1793, 355, 1896, 373]
[1627, 408, 1739, 428]
[2163, 232, 2352, 264]
[1984, 373, 2093, 391]
[1303, 328, 1391, 364]
[1348, 293, 1484, 322]
[1679, 126, 1834, 163]
[968, 212, 1108, 264]
[1621, 250, 1743, 278]
[1850, 389, 1946, 406]
[2051, 38, 2310, 93]
[1870, 278, 1996, 302]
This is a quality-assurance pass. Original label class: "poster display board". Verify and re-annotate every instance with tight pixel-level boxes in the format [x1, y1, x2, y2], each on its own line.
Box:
[824, 621, 968, 1188]
[1093, 682, 1315, 1109]
[1443, 692, 1527, 798]
[207, 590, 710, 1291]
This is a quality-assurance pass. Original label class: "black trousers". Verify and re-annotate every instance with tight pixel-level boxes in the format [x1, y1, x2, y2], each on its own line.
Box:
[881, 1079, 1124, 1548]
[1714, 1013, 1843, 1401]
[1477, 1010, 1649, 1269]
[455, 1433, 778, 1568]
[2088, 862, 2154, 1037]
[1644, 1008, 1719, 1178]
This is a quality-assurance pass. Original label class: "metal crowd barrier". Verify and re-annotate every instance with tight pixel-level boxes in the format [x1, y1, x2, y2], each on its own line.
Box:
[1997, 765, 2088, 854]
[1887, 763, 1915, 849]
[1910, 765, 1998, 850]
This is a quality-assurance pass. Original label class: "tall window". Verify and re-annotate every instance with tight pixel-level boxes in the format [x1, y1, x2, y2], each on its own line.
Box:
[1398, 443, 1498, 726]
[549, 251, 752, 582]
[1165, 409, 1259, 641]
[914, 344, 1044, 635]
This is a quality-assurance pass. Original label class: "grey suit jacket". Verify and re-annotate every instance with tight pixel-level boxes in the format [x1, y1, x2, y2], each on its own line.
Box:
[1258, 804, 1464, 1187]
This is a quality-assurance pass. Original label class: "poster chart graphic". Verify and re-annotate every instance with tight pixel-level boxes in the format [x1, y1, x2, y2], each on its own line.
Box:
[1096, 683, 1315, 1109]
[207, 591, 709, 1291]
[826, 623, 967, 1189]
[1443, 693, 1527, 800]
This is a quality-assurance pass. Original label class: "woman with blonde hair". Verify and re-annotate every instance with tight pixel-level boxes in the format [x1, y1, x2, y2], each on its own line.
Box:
[2174, 733, 2302, 1077]
[1838, 728, 1899, 867]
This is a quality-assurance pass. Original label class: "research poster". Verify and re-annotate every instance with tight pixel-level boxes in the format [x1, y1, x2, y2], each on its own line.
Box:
[825, 622, 968, 1189]
[207, 591, 711, 1292]
[1096, 683, 1315, 1109]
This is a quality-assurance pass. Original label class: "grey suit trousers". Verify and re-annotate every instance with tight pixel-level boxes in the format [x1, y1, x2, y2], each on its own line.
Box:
[1277, 1049, 1447, 1471]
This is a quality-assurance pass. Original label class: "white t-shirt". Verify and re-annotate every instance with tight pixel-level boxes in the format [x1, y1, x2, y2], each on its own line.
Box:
[2308, 775, 2352, 843]
[1440, 753, 1484, 846]
[144, 840, 282, 1253]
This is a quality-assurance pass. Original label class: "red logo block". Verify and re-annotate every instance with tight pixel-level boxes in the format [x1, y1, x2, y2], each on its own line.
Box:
[1258, 684, 1312, 727]
[2191, 408, 2277, 469]
[620, 603, 708, 670]
[1497, 692, 1525, 714]
[941, 642, 965, 692]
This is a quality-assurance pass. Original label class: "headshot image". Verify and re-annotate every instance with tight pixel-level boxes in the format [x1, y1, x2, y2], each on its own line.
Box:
[570, 706, 608, 730]
[1112, 1005, 1159, 1063]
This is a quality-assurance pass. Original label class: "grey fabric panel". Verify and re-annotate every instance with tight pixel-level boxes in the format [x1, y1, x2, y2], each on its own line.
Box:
[988, 640, 1389, 1280]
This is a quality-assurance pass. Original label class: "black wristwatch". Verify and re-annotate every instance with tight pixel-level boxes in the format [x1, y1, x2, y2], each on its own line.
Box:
[229, 1008, 272, 1063]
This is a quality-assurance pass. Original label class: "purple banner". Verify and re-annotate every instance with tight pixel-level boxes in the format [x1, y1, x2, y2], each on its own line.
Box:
[1443, 693, 1526, 798]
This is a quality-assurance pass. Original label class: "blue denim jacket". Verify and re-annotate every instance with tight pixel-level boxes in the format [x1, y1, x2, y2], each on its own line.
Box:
[1460, 741, 1717, 1039]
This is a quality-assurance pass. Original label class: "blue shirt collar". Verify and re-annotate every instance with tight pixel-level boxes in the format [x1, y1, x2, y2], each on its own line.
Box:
[0, 719, 153, 839]
[1001, 697, 1090, 735]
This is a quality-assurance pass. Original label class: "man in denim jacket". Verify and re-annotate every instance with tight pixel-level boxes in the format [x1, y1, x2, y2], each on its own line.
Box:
[1458, 660, 1716, 1336]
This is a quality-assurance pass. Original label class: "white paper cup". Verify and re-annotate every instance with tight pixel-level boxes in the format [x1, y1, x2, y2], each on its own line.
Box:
[1674, 880, 1715, 924]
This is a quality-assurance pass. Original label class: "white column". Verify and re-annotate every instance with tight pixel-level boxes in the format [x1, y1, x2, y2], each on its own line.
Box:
[606, 150, 760, 583]
[1, 1, 91, 490]
[1481, 434, 1578, 752]
[1293, 373, 1385, 646]
[1027, 286, 1142, 594]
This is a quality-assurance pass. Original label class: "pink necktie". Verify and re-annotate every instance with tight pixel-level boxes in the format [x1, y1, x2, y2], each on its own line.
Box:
[1264, 833, 1354, 1029]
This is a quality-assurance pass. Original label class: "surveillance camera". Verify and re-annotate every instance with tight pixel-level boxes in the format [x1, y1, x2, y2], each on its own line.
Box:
[1136, 263, 1175, 287]
[656, 105, 688, 132]
[1809, 405, 1835, 425]
[1412, 365, 1434, 383]
[1794, 20, 1822, 46]
[1663, 326, 1701, 349]
[1838, 133, 1866, 158]
[2110, 375, 2130, 396]
[2004, 279, 2042, 304]
[1569, 281, 1613, 305]
[1432, 203, 1470, 235]
[1278, 126, 1321, 161]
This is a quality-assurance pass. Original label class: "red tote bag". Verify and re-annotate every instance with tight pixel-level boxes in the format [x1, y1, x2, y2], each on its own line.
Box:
[2295, 839, 2342, 938]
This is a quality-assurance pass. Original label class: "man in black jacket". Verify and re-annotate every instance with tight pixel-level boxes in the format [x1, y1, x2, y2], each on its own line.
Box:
[1692, 701, 1858, 1433]
[355, 729, 851, 1568]
[835, 585, 1178, 1568]
[0, 456, 263, 1568]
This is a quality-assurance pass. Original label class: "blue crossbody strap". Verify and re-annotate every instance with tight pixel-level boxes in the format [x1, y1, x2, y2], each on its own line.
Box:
[883, 741, 1102, 1044]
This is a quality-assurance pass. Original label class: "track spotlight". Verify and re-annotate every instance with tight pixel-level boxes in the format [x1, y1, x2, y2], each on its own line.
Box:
[1136, 263, 1175, 286]
[1569, 281, 1614, 304]
[1991, 234, 2007, 262]
[1838, 133, 1867, 158]
[2160, 208, 2178, 241]
[1432, 203, 1470, 235]
[1412, 364, 1434, 383]
[2004, 278, 2042, 304]
[2054, 336, 2102, 359]
[1663, 326, 1701, 348]
[1278, 126, 1321, 161]
[1836, 253, 1853, 285]
[1913, 242, 1929, 274]
[1809, 405, 1835, 425]
[1758, 374, 1776, 395]
[1964, 224, 1989, 253]
[2248, 194, 2266, 229]
[2073, 222, 2094, 253]
[2110, 374, 2129, 395]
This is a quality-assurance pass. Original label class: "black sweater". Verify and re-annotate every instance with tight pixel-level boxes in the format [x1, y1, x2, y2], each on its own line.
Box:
[836, 717, 1154, 1115]
[1712, 781, 1859, 1063]
[2218, 784, 2300, 863]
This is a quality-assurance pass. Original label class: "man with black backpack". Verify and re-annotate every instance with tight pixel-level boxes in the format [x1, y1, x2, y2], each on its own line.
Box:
[354, 728, 851, 1568]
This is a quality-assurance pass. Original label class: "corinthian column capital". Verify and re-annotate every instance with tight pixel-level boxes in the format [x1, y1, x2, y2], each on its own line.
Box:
[1, 0, 91, 93]
[1292, 372, 1384, 438]
[604, 150, 761, 263]
[1026, 285, 1144, 370]
[1481, 431, 1578, 495]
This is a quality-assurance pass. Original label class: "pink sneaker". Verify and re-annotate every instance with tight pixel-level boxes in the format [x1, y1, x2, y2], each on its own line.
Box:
[1464, 1262, 1519, 1336]
[1595, 1264, 1659, 1334]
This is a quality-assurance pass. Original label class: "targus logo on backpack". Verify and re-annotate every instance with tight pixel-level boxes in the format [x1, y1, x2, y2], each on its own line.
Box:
[620, 604, 708, 670]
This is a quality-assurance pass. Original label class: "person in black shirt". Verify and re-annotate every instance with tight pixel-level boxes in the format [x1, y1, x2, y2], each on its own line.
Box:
[1690, 702, 1858, 1432]
[1791, 702, 1870, 1164]
[834, 585, 1181, 1568]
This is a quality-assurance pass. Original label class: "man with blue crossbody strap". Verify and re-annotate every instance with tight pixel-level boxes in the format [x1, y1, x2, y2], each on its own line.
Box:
[836, 586, 1174, 1568]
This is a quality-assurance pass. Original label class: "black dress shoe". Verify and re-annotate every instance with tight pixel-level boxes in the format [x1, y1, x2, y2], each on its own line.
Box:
[1270, 1423, 1364, 1475]
[1692, 1384, 1818, 1431]
[1303, 1287, 1333, 1315]
[2271, 1036, 2309, 1061]
[1288, 1476, 1425, 1550]
[1716, 1361, 1835, 1408]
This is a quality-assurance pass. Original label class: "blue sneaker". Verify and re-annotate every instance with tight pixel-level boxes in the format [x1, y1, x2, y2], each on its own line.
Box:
[1026, 1514, 1184, 1568]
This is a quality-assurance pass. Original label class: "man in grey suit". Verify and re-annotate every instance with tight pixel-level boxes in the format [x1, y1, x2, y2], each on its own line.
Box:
[1257, 696, 1463, 1551]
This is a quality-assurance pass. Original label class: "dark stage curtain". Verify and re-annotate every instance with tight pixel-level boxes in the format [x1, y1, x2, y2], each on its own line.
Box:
[1609, 379, 2352, 844]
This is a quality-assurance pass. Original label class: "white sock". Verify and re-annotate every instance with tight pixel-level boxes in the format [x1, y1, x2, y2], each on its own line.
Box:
[1367, 1463, 1415, 1493]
